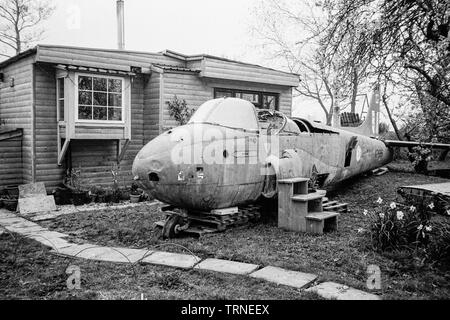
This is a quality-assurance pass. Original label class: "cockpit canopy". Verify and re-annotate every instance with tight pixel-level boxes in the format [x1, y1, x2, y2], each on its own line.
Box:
[188, 98, 323, 136]
[188, 98, 259, 131]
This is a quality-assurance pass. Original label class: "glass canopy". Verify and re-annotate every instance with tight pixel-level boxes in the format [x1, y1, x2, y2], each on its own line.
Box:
[189, 98, 259, 131]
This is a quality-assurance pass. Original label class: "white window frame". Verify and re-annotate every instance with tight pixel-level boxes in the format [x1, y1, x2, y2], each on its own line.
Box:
[56, 76, 65, 123]
[75, 73, 126, 124]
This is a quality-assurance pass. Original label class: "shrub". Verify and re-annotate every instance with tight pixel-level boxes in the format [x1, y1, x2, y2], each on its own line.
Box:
[366, 196, 450, 269]
[166, 95, 194, 126]
[408, 145, 432, 174]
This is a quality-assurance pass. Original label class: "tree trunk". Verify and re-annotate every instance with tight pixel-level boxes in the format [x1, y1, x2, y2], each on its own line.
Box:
[382, 91, 402, 140]
[350, 68, 358, 113]
[14, 0, 21, 55]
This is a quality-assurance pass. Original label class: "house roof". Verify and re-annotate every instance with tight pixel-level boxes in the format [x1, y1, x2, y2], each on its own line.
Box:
[0, 45, 300, 87]
[152, 63, 200, 73]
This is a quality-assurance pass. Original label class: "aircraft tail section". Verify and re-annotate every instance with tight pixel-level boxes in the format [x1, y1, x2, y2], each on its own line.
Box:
[335, 85, 381, 137]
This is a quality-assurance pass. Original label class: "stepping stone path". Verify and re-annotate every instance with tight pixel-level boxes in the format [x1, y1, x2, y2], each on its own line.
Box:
[250, 266, 317, 289]
[195, 258, 259, 275]
[306, 282, 381, 300]
[0, 208, 382, 300]
[143, 251, 201, 269]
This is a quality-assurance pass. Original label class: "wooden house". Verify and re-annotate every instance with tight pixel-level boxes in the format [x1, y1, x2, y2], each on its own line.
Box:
[0, 45, 299, 191]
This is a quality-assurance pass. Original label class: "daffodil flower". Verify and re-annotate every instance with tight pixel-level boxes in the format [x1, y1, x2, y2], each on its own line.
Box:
[425, 226, 432, 232]
[409, 206, 416, 212]
[376, 197, 383, 204]
[428, 203, 435, 209]
[396, 211, 404, 220]
[390, 202, 396, 209]
[363, 209, 368, 216]
[417, 224, 423, 231]
[379, 212, 385, 219]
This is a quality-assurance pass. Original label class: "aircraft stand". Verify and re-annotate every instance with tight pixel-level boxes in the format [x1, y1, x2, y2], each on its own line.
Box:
[156, 205, 261, 238]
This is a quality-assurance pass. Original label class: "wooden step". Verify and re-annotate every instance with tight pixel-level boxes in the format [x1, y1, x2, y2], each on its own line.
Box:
[324, 203, 348, 212]
[306, 211, 340, 221]
[278, 177, 310, 184]
[291, 192, 324, 202]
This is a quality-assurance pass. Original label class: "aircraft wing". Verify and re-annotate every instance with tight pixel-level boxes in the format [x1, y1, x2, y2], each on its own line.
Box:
[384, 140, 450, 150]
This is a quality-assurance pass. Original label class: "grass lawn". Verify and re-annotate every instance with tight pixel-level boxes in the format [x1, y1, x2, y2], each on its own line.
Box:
[2, 168, 450, 300]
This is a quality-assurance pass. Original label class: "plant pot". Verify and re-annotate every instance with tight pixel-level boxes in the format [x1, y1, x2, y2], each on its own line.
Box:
[3, 198, 18, 212]
[89, 194, 97, 203]
[53, 187, 72, 205]
[72, 190, 87, 206]
[130, 194, 140, 203]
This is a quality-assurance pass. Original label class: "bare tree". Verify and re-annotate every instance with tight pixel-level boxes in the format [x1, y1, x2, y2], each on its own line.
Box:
[322, 0, 450, 108]
[0, 0, 54, 58]
[251, 0, 371, 124]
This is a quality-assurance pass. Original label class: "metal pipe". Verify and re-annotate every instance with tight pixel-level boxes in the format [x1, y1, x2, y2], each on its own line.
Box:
[117, 0, 125, 50]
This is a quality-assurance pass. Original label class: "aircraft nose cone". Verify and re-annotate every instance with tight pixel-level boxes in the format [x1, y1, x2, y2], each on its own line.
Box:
[132, 133, 174, 193]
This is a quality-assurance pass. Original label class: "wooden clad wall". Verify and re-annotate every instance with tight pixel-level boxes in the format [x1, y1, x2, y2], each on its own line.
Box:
[0, 137, 22, 187]
[161, 73, 293, 129]
[162, 72, 213, 129]
[201, 57, 299, 87]
[143, 73, 161, 142]
[34, 63, 65, 189]
[70, 75, 146, 188]
[0, 56, 34, 185]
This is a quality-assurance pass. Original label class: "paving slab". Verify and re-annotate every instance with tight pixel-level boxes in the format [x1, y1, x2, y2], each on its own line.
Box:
[0, 217, 27, 226]
[305, 282, 381, 300]
[195, 258, 259, 275]
[19, 182, 47, 198]
[142, 251, 201, 269]
[25, 230, 68, 238]
[6, 225, 47, 235]
[112, 248, 154, 263]
[0, 211, 19, 220]
[18, 195, 56, 215]
[27, 236, 73, 250]
[250, 266, 317, 289]
[54, 244, 101, 257]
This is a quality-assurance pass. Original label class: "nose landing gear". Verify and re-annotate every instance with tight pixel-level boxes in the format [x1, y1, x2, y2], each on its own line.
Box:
[161, 213, 190, 239]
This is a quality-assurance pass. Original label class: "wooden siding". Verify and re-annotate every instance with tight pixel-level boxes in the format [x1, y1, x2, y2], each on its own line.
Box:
[34, 63, 65, 189]
[201, 57, 299, 87]
[32, 66, 147, 189]
[162, 73, 213, 129]
[0, 137, 23, 187]
[143, 73, 161, 142]
[70, 75, 145, 186]
[36, 45, 185, 72]
[162, 75, 293, 129]
[0, 56, 34, 185]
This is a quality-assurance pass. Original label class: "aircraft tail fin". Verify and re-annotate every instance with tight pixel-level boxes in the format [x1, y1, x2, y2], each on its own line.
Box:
[335, 85, 381, 137]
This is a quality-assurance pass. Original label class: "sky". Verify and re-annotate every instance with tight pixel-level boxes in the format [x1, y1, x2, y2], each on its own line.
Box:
[43, 0, 260, 62]
[19, 0, 342, 122]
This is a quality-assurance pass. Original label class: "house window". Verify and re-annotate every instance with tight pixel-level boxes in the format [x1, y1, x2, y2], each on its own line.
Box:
[57, 77, 65, 121]
[77, 74, 124, 122]
[214, 88, 279, 110]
